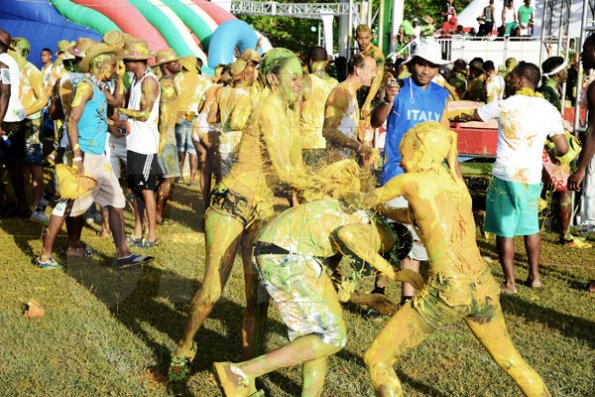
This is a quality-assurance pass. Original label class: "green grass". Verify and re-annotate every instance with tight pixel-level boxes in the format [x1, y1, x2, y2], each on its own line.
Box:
[1, 183, 594, 397]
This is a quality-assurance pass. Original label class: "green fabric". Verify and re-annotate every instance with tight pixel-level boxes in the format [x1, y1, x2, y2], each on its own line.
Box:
[537, 82, 561, 111]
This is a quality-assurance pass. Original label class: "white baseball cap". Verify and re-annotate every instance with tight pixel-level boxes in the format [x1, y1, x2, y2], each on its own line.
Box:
[404, 39, 451, 66]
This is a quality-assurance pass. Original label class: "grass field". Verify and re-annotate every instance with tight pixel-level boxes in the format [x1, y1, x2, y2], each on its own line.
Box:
[1, 183, 594, 397]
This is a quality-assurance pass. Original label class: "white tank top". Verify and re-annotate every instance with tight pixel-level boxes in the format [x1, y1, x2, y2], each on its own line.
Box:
[0, 53, 26, 122]
[126, 69, 160, 154]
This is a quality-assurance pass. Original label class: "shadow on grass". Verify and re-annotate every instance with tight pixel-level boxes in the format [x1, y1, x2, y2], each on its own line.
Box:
[500, 294, 595, 348]
[336, 349, 450, 397]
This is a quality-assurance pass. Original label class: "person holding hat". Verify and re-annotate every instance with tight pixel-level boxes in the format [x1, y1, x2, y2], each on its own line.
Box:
[8, 37, 49, 222]
[38, 41, 153, 269]
[174, 54, 207, 186]
[369, 38, 454, 307]
[0, 28, 29, 218]
[352, 121, 552, 397]
[153, 47, 181, 225]
[117, 39, 161, 248]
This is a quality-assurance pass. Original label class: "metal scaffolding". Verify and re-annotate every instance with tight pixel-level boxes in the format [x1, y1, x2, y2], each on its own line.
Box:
[230, 1, 353, 19]
[573, 0, 595, 131]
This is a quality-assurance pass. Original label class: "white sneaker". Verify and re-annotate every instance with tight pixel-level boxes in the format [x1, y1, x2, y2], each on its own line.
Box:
[30, 210, 49, 225]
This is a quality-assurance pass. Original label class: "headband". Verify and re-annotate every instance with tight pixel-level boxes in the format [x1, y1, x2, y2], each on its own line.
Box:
[543, 59, 568, 77]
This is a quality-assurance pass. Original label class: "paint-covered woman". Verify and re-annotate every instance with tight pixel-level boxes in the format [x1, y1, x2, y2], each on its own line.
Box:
[169, 48, 310, 382]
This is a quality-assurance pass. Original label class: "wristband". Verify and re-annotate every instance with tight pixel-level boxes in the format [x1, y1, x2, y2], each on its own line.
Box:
[383, 98, 393, 106]
[74, 156, 83, 162]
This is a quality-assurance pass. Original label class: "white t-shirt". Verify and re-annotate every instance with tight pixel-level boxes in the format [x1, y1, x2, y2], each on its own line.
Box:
[126, 70, 160, 154]
[478, 94, 564, 184]
[0, 52, 26, 122]
[486, 75, 505, 103]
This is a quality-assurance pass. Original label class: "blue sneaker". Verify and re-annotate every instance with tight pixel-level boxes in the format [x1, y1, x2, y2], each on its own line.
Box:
[36, 257, 63, 269]
[112, 254, 154, 270]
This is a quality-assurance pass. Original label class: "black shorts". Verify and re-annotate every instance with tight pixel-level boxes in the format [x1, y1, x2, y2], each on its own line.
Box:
[0, 121, 25, 160]
[126, 150, 161, 192]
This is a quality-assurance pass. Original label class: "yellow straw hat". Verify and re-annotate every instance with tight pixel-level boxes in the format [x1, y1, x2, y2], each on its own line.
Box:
[66, 38, 97, 60]
[103, 30, 126, 49]
[122, 39, 154, 61]
[154, 48, 180, 66]
[240, 48, 261, 64]
[55, 164, 97, 200]
[79, 42, 122, 73]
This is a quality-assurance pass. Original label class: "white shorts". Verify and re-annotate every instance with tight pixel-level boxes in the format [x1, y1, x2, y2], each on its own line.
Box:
[386, 196, 428, 261]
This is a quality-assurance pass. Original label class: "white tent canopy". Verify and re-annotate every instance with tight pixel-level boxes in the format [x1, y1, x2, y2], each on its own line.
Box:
[457, 0, 584, 38]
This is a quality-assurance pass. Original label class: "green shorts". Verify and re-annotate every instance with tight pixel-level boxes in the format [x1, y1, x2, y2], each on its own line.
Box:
[485, 176, 542, 237]
[413, 267, 500, 329]
[255, 252, 347, 347]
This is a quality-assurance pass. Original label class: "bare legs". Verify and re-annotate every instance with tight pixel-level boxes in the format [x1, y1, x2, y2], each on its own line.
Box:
[156, 177, 174, 224]
[132, 189, 157, 242]
[497, 234, 541, 293]
[364, 300, 550, 397]
[174, 210, 243, 358]
[224, 271, 345, 397]
[28, 164, 44, 211]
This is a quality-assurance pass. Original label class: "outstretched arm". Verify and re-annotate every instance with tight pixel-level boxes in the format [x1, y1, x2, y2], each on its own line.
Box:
[336, 223, 423, 289]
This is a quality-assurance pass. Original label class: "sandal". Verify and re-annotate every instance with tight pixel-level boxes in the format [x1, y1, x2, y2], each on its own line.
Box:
[168, 342, 197, 382]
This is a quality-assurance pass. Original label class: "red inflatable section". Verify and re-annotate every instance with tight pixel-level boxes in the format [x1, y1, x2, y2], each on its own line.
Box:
[71, 0, 168, 51]
[191, 0, 236, 25]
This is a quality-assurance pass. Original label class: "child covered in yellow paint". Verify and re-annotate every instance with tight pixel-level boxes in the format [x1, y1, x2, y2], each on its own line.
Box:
[357, 121, 551, 397]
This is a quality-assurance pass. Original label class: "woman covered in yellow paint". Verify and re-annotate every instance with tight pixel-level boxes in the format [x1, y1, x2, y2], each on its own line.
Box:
[359, 121, 551, 397]
[168, 48, 310, 381]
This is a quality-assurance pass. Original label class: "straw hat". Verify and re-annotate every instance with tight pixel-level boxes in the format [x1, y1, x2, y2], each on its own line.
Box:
[103, 30, 126, 49]
[11, 37, 30, 54]
[79, 42, 122, 73]
[65, 38, 97, 61]
[55, 39, 73, 56]
[180, 55, 198, 71]
[230, 58, 249, 78]
[404, 38, 451, 66]
[0, 29, 14, 51]
[55, 164, 96, 200]
[240, 48, 261, 64]
[154, 48, 180, 66]
[122, 39, 154, 61]
[422, 16, 434, 25]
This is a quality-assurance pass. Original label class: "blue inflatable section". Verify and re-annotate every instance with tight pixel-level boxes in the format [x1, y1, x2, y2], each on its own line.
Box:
[0, 1, 101, 69]
[207, 20, 261, 69]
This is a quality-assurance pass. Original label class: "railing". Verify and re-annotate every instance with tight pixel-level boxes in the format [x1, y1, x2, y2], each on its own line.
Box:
[230, 1, 355, 19]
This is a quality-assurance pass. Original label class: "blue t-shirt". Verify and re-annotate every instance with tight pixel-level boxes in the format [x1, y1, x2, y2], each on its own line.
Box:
[78, 81, 108, 155]
[381, 77, 448, 184]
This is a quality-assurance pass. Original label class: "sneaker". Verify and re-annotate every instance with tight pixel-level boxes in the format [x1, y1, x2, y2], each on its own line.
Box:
[137, 238, 159, 249]
[125, 235, 142, 247]
[36, 257, 63, 269]
[30, 210, 49, 225]
[112, 254, 154, 270]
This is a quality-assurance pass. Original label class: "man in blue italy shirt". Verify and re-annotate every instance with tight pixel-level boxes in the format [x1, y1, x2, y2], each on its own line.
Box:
[369, 39, 453, 305]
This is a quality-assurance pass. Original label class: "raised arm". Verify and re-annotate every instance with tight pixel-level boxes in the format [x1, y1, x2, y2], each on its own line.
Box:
[102, 61, 125, 107]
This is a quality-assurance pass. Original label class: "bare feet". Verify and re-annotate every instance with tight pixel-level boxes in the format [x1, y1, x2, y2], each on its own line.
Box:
[500, 282, 518, 294]
[66, 244, 93, 258]
[99, 228, 112, 238]
[523, 278, 542, 288]
[213, 362, 254, 397]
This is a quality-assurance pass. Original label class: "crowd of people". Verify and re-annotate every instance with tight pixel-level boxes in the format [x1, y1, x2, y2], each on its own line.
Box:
[1, 19, 594, 396]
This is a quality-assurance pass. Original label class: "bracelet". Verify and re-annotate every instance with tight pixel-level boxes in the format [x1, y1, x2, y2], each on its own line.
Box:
[74, 156, 83, 162]
[383, 98, 393, 106]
